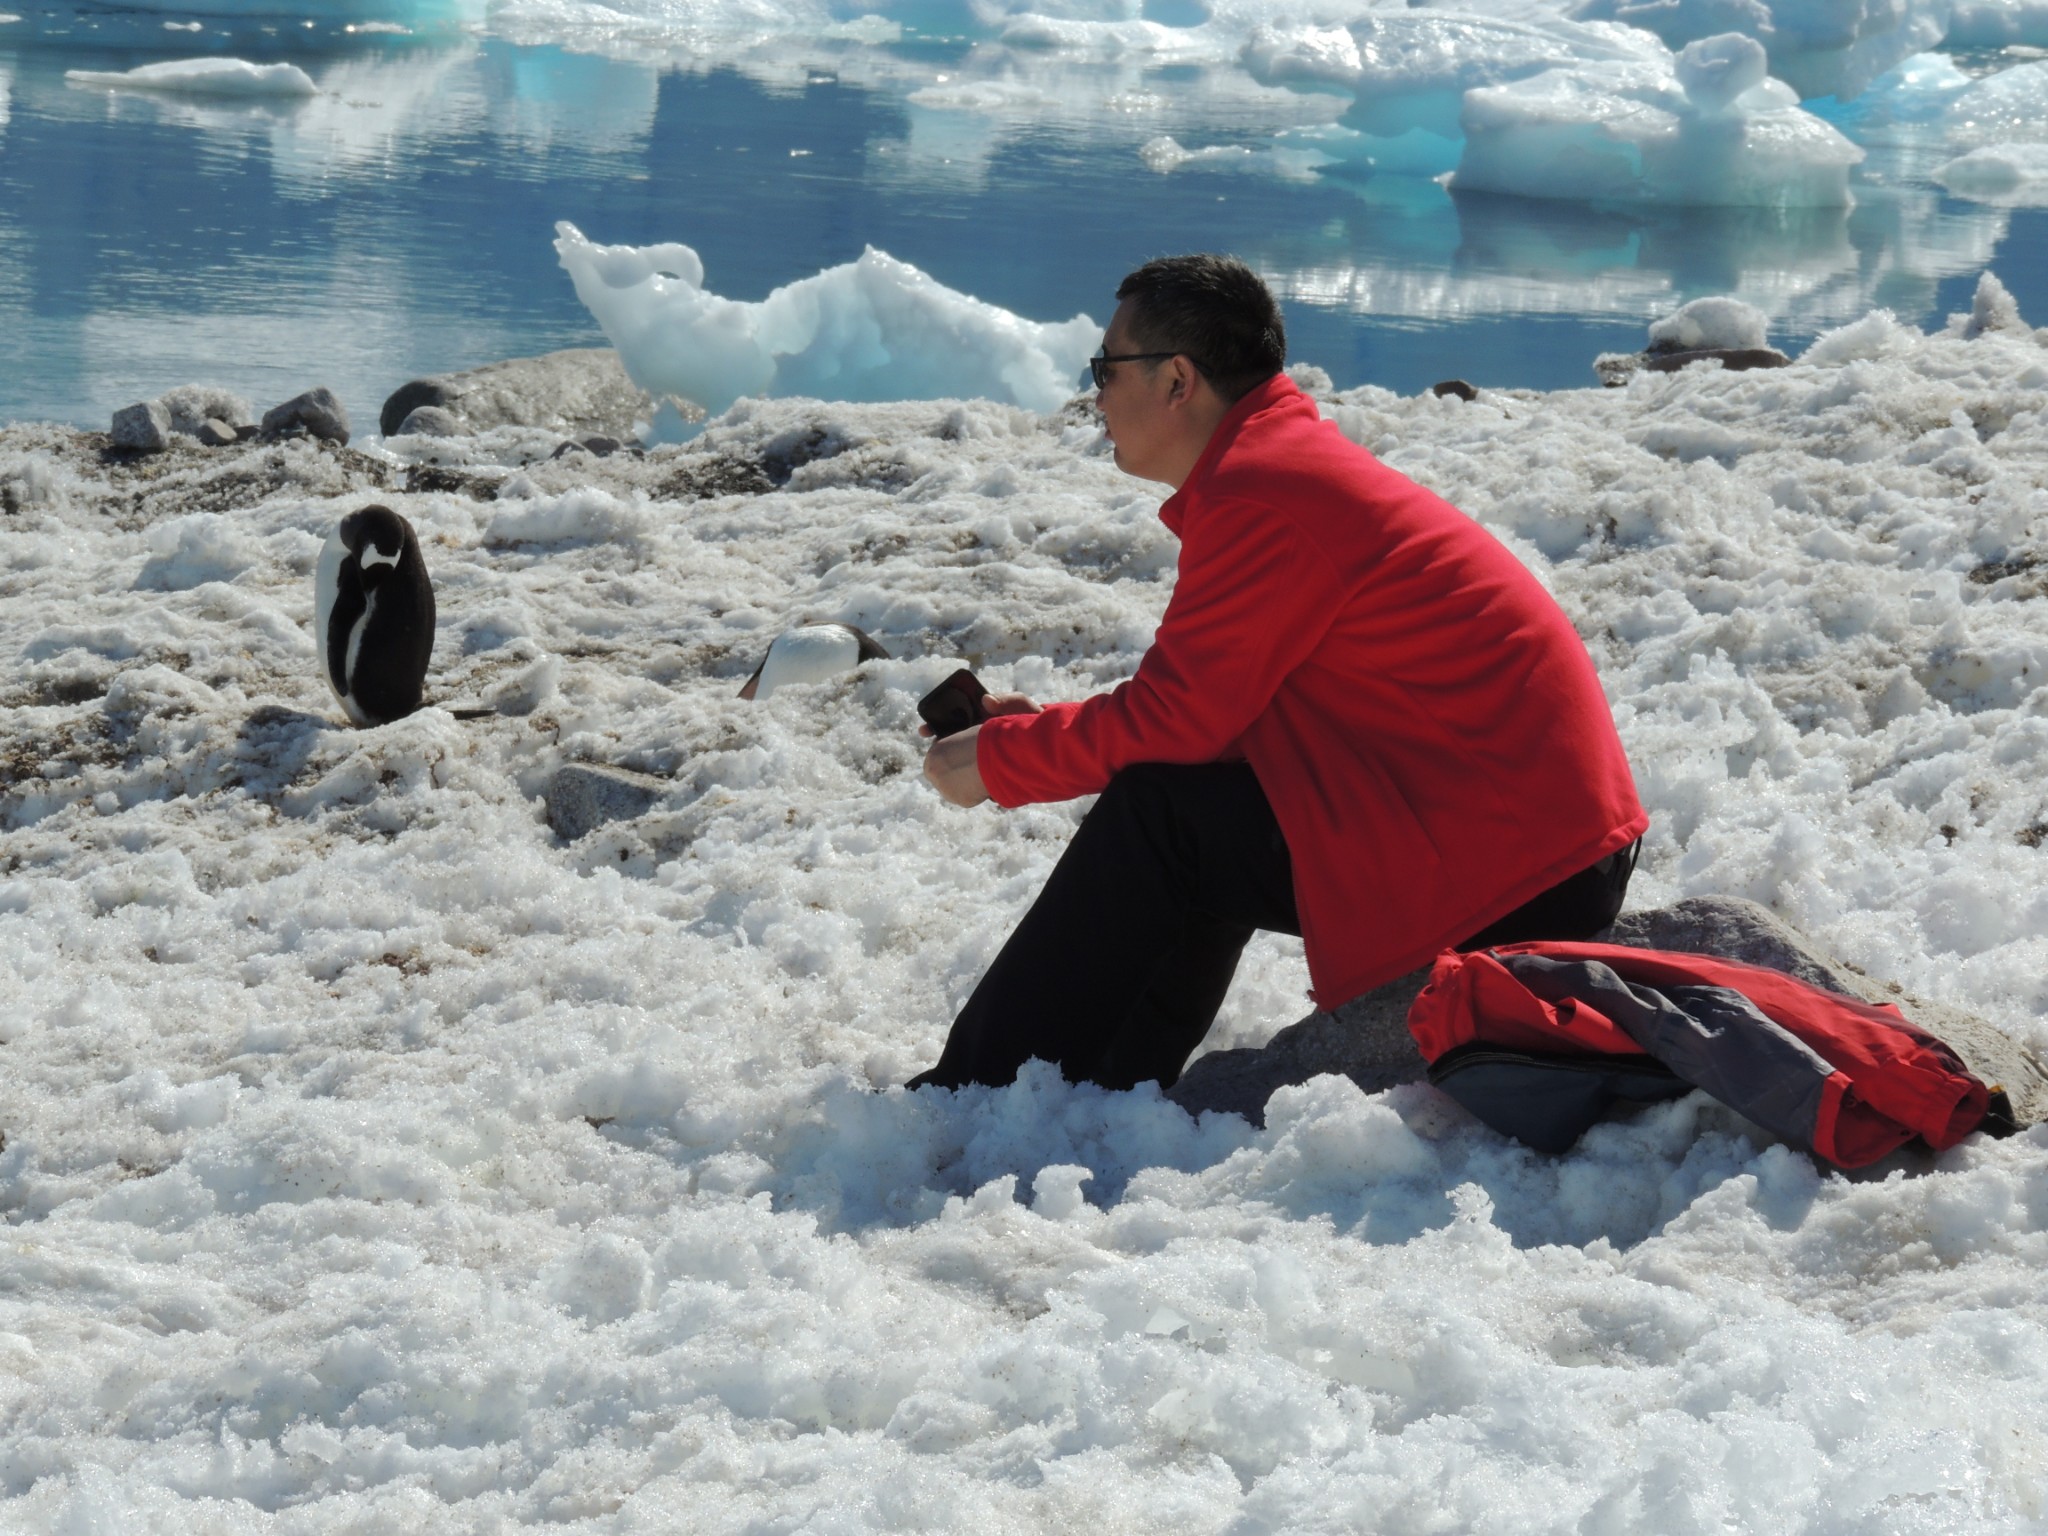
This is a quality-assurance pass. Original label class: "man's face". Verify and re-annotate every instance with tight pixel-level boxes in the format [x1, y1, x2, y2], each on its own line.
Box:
[1094, 299, 1175, 483]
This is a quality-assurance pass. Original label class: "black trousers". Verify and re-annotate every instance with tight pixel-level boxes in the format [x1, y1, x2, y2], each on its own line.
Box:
[910, 761, 1637, 1092]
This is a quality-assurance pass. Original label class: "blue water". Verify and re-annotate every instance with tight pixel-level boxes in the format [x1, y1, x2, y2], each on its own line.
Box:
[3, 15, 2044, 428]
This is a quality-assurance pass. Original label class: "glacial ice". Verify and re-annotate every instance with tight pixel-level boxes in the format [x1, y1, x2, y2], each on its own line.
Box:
[1570, 0, 1954, 101]
[553, 221, 1099, 432]
[1945, 60, 2048, 145]
[63, 58, 319, 97]
[1938, 142, 2048, 205]
[1451, 34, 1864, 207]
[1946, 0, 2048, 47]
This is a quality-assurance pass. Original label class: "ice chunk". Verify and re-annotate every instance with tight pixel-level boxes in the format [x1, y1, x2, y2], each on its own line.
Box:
[1571, 0, 1953, 101]
[553, 222, 1098, 429]
[1945, 269, 2026, 336]
[1804, 50, 1969, 142]
[1945, 61, 2048, 146]
[1937, 142, 2048, 204]
[1946, 0, 2048, 47]
[1451, 36, 1863, 207]
[1649, 295, 1772, 351]
[1245, 9, 1668, 177]
[1138, 133, 1331, 181]
[64, 58, 318, 97]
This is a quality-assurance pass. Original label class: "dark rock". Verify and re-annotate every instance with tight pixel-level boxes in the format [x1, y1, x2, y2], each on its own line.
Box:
[194, 418, 239, 448]
[380, 379, 456, 438]
[1642, 346, 1791, 374]
[111, 401, 172, 452]
[261, 387, 350, 445]
[380, 349, 651, 442]
[1167, 895, 2048, 1130]
[545, 763, 668, 842]
[1598, 346, 1793, 387]
[1431, 379, 1478, 401]
[234, 424, 260, 441]
[396, 405, 464, 438]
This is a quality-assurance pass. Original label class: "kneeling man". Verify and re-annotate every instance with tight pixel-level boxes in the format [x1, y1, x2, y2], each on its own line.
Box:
[912, 254, 1646, 1091]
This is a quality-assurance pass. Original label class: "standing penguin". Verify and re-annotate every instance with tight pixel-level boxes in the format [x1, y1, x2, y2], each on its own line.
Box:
[314, 504, 435, 726]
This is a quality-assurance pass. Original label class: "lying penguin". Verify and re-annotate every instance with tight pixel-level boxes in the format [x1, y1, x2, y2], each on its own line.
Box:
[738, 623, 890, 700]
[314, 504, 435, 726]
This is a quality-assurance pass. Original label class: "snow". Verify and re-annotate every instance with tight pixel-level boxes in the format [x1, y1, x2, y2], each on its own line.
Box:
[552, 222, 1101, 433]
[63, 58, 320, 98]
[3, 280, 2048, 1525]
[1946, 0, 2048, 47]
[1649, 295, 1773, 351]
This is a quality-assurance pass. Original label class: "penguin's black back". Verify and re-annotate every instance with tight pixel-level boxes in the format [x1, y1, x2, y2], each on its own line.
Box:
[325, 505, 434, 725]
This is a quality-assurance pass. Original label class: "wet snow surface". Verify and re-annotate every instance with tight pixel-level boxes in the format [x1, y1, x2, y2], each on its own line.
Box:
[4, 299, 2048, 1530]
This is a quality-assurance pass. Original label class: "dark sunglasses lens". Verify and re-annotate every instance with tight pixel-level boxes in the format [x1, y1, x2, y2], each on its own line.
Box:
[1089, 358, 1107, 389]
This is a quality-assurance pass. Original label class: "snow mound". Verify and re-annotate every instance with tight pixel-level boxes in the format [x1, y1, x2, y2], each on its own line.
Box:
[553, 221, 1099, 433]
[1649, 295, 1772, 351]
[63, 58, 319, 97]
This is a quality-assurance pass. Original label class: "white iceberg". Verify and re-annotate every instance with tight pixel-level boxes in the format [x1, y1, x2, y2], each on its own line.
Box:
[1451, 33, 1865, 206]
[1570, 0, 1954, 102]
[1945, 59, 2048, 145]
[1937, 142, 2048, 204]
[553, 221, 1099, 430]
[63, 58, 319, 97]
[1945, 0, 2048, 47]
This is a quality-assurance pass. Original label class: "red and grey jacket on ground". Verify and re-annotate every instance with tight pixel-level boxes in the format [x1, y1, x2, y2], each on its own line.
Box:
[976, 373, 1647, 1008]
[1408, 942, 2012, 1167]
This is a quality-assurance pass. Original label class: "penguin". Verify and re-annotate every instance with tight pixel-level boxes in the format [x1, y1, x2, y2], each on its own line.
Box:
[314, 504, 436, 726]
[737, 623, 889, 700]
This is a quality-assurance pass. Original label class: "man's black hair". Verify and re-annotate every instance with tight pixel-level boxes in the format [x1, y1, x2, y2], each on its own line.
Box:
[1114, 254, 1286, 404]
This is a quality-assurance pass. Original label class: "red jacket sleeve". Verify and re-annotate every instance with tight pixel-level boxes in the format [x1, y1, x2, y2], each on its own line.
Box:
[976, 498, 1344, 807]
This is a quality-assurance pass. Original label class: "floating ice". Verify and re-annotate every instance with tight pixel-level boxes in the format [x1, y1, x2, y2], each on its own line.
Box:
[1452, 35, 1863, 207]
[1139, 133, 1331, 181]
[63, 58, 319, 97]
[1245, 9, 1669, 177]
[1938, 142, 2048, 205]
[1945, 59, 2048, 145]
[1571, 0, 1953, 101]
[1946, 0, 2048, 47]
[553, 221, 1098, 431]
[1649, 294, 1772, 351]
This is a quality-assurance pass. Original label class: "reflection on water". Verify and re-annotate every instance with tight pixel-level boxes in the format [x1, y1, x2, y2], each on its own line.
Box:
[0, 27, 2041, 426]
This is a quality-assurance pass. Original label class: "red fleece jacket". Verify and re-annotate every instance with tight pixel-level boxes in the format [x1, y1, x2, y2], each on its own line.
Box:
[975, 373, 1648, 1007]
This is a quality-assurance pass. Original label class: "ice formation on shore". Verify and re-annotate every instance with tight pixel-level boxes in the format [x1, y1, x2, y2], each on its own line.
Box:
[2, 278, 2047, 1527]
[553, 221, 1099, 431]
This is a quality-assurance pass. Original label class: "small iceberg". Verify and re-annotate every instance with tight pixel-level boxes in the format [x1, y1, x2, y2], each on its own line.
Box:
[553, 222, 1098, 432]
[65, 58, 319, 97]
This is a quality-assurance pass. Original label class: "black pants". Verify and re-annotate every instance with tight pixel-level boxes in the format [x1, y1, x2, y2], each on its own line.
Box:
[910, 761, 1637, 1092]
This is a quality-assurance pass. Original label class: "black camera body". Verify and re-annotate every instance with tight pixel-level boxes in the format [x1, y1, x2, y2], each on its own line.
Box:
[917, 669, 988, 738]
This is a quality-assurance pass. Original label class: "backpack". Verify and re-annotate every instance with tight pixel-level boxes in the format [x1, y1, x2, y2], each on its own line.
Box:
[1406, 942, 2015, 1167]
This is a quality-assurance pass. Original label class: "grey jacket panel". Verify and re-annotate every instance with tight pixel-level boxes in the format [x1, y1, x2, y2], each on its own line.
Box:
[1500, 952, 1836, 1148]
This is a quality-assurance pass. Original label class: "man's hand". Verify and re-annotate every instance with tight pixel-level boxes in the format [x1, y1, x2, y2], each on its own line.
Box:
[921, 692, 1042, 807]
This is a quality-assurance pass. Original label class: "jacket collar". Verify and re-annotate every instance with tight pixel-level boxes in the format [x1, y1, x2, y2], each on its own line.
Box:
[1158, 371, 1303, 535]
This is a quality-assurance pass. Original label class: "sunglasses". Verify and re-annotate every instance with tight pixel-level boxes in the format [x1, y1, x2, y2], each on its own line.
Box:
[1088, 352, 1206, 389]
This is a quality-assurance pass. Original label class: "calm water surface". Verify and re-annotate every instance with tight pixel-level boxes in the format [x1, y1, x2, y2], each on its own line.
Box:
[2, 13, 2043, 428]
